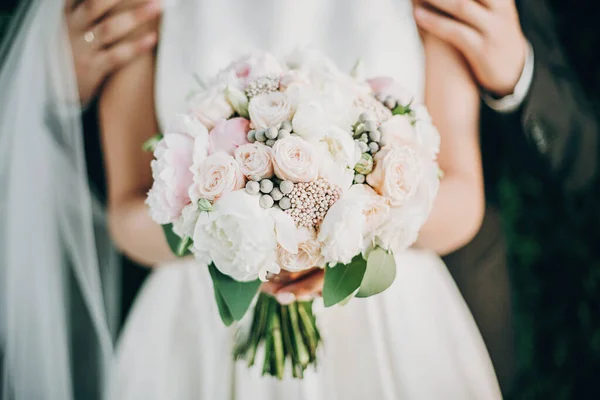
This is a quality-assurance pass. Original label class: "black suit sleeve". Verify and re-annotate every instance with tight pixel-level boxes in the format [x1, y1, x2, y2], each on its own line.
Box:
[489, 0, 599, 192]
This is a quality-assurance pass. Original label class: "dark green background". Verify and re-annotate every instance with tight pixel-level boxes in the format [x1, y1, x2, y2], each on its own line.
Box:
[1, 1, 599, 398]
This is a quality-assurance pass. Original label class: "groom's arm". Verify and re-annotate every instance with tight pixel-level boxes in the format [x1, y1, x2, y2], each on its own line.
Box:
[414, 0, 599, 192]
[514, 0, 598, 191]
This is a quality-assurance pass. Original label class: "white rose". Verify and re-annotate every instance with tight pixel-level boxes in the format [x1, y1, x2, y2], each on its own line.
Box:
[192, 191, 280, 281]
[318, 185, 369, 265]
[271, 136, 319, 182]
[277, 227, 324, 273]
[291, 90, 354, 140]
[366, 146, 422, 207]
[248, 92, 293, 130]
[189, 152, 246, 202]
[234, 142, 274, 180]
[189, 84, 234, 130]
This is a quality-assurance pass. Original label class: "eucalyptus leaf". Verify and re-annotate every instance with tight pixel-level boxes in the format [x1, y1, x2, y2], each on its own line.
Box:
[208, 263, 261, 321]
[323, 255, 367, 307]
[356, 247, 397, 298]
[213, 286, 234, 326]
[162, 224, 192, 257]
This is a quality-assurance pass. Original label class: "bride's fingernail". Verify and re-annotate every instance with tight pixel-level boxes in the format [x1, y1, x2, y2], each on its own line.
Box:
[276, 292, 296, 305]
[296, 294, 314, 302]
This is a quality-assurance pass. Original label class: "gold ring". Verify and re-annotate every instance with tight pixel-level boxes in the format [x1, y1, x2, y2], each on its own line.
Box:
[84, 31, 96, 44]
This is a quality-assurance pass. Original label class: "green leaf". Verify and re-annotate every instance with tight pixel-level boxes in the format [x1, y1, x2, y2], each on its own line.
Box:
[208, 263, 261, 321]
[323, 255, 367, 307]
[213, 287, 234, 326]
[162, 224, 192, 257]
[142, 133, 164, 152]
[356, 247, 397, 298]
[392, 100, 413, 115]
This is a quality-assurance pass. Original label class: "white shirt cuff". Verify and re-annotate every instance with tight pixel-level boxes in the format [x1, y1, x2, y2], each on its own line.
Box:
[482, 41, 535, 113]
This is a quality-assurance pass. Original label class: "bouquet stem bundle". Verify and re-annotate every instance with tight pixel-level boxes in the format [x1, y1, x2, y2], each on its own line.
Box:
[234, 293, 320, 379]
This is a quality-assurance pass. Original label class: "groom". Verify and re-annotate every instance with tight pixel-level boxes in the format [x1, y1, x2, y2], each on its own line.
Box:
[414, 0, 599, 394]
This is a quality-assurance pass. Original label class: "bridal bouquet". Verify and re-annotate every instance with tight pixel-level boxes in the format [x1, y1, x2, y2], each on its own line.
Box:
[145, 50, 441, 379]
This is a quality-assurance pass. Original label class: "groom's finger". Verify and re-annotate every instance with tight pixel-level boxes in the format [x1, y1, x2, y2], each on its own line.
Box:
[418, 0, 489, 32]
[414, 6, 482, 56]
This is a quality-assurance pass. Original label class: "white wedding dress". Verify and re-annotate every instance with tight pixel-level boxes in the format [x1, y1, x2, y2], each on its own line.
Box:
[110, 0, 502, 399]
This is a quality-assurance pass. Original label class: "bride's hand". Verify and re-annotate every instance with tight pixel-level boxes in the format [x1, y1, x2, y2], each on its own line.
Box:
[261, 269, 324, 305]
[66, 0, 161, 104]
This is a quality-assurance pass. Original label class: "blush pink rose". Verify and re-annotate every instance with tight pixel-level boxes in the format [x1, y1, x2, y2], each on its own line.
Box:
[271, 136, 319, 183]
[208, 118, 250, 156]
[146, 133, 195, 224]
[367, 146, 422, 207]
[367, 76, 412, 106]
[189, 152, 246, 202]
[234, 142, 274, 180]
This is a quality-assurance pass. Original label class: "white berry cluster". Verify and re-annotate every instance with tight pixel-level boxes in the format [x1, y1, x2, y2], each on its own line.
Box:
[247, 120, 293, 147]
[374, 91, 411, 114]
[245, 178, 294, 210]
[245, 75, 281, 99]
[352, 112, 381, 184]
[284, 179, 341, 228]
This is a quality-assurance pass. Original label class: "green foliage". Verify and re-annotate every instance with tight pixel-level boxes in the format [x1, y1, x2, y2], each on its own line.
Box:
[208, 263, 261, 324]
[356, 247, 397, 298]
[162, 224, 192, 257]
[323, 255, 367, 307]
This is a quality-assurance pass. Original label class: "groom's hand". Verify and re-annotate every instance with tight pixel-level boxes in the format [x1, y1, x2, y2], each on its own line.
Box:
[413, 0, 528, 97]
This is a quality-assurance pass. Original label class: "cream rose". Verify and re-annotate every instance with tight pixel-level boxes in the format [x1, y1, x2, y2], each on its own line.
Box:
[234, 142, 274, 180]
[271, 136, 319, 182]
[189, 152, 245, 202]
[367, 146, 422, 207]
[248, 92, 293, 130]
[277, 227, 324, 273]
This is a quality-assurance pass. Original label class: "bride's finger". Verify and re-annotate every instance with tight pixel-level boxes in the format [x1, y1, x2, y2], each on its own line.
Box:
[98, 32, 157, 75]
[274, 270, 324, 301]
[414, 6, 482, 56]
[418, 0, 489, 32]
[92, 2, 160, 48]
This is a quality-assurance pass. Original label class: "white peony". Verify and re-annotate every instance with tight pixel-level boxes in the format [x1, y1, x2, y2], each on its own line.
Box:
[172, 202, 200, 239]
[291, 84, 356, 139]
[314, 125, 360, 168]
[192, 191, 280, 281]
[318, 185, 371, 265]
[248, 92, 293, 130]
[188, 84, 234, 130]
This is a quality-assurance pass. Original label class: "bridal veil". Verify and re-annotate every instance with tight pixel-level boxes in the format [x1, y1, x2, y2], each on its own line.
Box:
[0, 1, 119, 398]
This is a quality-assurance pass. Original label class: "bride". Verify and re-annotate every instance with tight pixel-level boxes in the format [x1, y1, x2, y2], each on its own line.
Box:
[101, 0, 501, 398]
